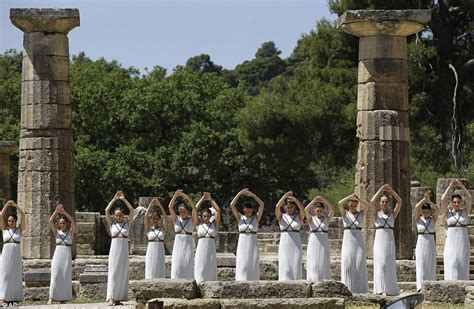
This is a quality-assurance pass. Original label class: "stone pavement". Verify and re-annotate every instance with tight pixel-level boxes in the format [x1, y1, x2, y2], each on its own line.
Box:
[21, 302, 136, 308]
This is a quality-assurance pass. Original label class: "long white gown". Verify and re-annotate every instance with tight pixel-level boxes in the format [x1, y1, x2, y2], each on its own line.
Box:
[341, 211, 368, 293]
[50, 229, 73, 301]
[415, 216, 436, 291]
[236, 215, 260, 280]
[0, 228, 23, 302]
[278, 213, 302, 281]
[145, 226, 165, 279]
[194, 222, 217, 283]
[444, 210, 470, 280]
[373, 211, 399, 295]
[106, 221, 129, 301]
[171, 217, 194, 279]
[307, 215, 331, 281]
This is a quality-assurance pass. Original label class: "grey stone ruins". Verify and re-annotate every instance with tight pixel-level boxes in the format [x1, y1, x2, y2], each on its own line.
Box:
[10, 8, 80, 259]
[337, 10, 431, 258]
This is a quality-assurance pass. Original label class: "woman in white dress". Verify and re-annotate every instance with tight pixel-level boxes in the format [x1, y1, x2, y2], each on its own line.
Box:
[169, 189, 197, 279]
[48, 204, 76, 304]
[231, 188, 264, 281]
[370, 184, 401, 296]
[105, 191, 135, 306]
[275, 191, 305, 281]
[144, 198, 168, 279]
[194, 192, 221, 283]
[0, 200, 24, 306]
[414, 190, 438, 291]
[305, 195, 334, 281]
[442, 179, 472, 280]
[338, 194, 368, 293]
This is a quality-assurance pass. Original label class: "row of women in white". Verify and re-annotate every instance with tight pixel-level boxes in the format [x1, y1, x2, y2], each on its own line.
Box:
[0, 180, 471, 305]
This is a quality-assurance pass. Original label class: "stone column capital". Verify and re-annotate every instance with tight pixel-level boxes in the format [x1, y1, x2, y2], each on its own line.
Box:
[0, 141, 17, 154]
[10, 8, 80, 34]
[337, 10, 431, 37]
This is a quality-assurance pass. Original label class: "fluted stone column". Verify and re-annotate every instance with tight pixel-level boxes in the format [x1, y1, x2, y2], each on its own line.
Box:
[0, 141, 17, 204]
[338, 10, 431, 259]
[10, 8, 80, 259]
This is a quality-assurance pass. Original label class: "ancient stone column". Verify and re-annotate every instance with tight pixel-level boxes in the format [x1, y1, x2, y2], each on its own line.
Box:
[338, 10, 431, 259]
[0, 141, 17, 204]
[10, 8, 80, 259]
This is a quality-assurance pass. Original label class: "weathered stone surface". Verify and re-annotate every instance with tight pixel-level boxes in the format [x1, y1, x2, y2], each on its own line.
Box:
[10, 8, 80, 34]
[24, 286, 50, 301]
[18, 149, 74, 172]
[199, 281, 311, 299]
[152, 298, 221, 309]
[356, 110, 409, 141]
[0, 141, 17, 207]
[131, 206, 147, 255]
[79, 282, 107, 300]
[24, 32, 69, 56]
[337, 10, 431, 37]
[131, 279, 198, 303]
[357, 82, 408, 111]
[22, 54, 69, 82]
[358, 59, 407, 83]
[24, 268, 51, 287]
[21, 103, 72, 129]
[220, 298, 345, 309]
[21, 80, 70, 105]
[423, 280, 474, 304]
[359, 36, 407, 60]
[0, 141, 17, 154]
[465, 286, 474, 305]
[348, 293, 392, 306]
[311, 280, 352, 298]
[19, 133, 73, 150]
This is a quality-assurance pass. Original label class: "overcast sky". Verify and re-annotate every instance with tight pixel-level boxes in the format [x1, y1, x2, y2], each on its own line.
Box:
[1, 0, 336, 72]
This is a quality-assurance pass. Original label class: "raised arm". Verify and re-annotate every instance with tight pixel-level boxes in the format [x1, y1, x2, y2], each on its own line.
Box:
[389, 186, 402, 218]
[441, 180, 456, 210]
[230, 189, 246, 221]
[249, 191, 265, 222]
[275, 191, 292, 221]
[337, 195, 351, 217]
[425, 191, 440, 223]
[118, 191, 135, 228]
[105, 192, 119, 227]
[305, 196, 319, 222]
[210, 195, 221, 228]
[456, 180, 472, 214]
[15, 202, 25, 232]
[195, 194, 207, 212]
[0, 200, 14, 229]
[289, 196, 305, 222]
[49, 205, 62, 234]
[181, 192, 198, 228]
[144, 198, 157, 232]
[60, 206, 76, 236]
[157, 200, 168, 232]
[370, 184, 389, 219]
[319, 196, 335, 221]
[168, 190, 181, 223]
[413, 197, 424, 221]
[191, 193, 205, 227]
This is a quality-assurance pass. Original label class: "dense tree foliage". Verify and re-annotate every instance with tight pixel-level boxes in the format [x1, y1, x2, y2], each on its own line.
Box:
[0, 2, 472, 225]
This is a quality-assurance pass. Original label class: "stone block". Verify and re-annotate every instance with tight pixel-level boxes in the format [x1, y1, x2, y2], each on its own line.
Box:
[19, 132, 73, 150]
[423, 280, 474, 304]
[22, 54, 69, 81]
[215, 232, 238, 254]
[21, 103, 71, 129]
[24, 268, 51, 287]
[260, 258, 279, 280]
[356, 110, 409, 141]
[79, 272, 108, 283]
[130, 279, 198, 303]
[156, 298, 221, 309]
[357, 82, 408, 111]
[18, 170, 75, 194]
[130, 257, 145, 280]
[337, 10, 431, 37]
[348, 293, 391, 306]
[23, 286, 50, 301]
[10, 8, 80, 34]
[131, 206, 147, 255]
[79, 282, 107, 300]
[359, 36, 407, 60]
[358, 59, 407, 83]
[220, 298, 345, 309]
[198, 280, 311, 299]
[311, 280, 352, 298]
[217, 267, 235, 281]
[23, 32, 69, 57]
[18, 149, 74, 172]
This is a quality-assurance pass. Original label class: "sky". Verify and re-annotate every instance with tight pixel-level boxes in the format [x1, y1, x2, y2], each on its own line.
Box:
[0, 0, 336, 72]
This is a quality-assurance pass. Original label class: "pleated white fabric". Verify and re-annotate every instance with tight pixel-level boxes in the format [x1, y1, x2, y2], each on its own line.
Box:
[307, 216, 331, 281]
[0, 228, 23, 302]
[340, 211, 368, 293]
[194, 222, 217, 283]
[415, 217, 436, 291]
[145, 227, 165, 279]
[171, 217, 194, 279]
[278, 213, 302, 281]
[373, 211, 399, 295]
[106, 222, 129, 301]
[444, 210, 470, 280]
[236, 215, 260, 281]
[49, 230, 73, 301]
